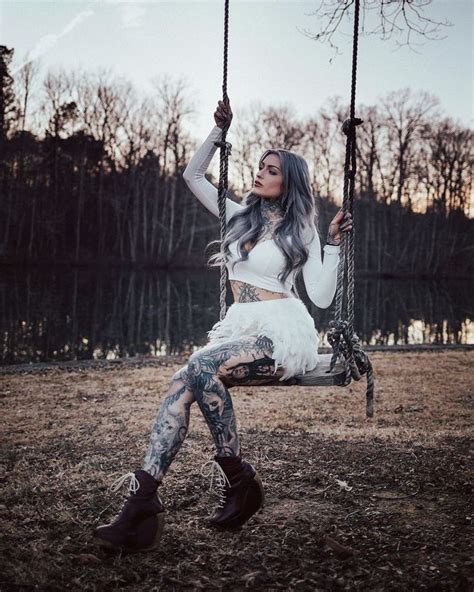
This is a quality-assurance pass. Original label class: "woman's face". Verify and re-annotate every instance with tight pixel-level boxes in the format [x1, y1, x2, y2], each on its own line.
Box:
[254, 153, 283, 199]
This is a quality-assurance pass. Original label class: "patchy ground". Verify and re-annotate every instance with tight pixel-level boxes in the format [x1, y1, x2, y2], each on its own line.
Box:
[0, 350, 472, 591]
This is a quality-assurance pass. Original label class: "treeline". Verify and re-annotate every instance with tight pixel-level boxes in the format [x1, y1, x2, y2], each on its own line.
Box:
[0, 46, 472, 276]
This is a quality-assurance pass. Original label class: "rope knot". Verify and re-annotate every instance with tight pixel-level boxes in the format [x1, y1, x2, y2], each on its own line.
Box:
[341, 117, 363, 136]
[214, 140, 232, 157]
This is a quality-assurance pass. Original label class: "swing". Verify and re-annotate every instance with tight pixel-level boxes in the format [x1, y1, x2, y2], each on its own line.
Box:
[214, 0, 374, 417]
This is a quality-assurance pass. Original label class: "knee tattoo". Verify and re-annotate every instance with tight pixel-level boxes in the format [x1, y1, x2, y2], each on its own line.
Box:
[187, 352, 211, 391]
[172, 365, 189, 384]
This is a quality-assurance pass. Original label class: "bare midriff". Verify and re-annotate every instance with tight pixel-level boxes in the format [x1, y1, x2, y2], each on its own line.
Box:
[229, 231, 292, 303]
[229, 280, 290, 303]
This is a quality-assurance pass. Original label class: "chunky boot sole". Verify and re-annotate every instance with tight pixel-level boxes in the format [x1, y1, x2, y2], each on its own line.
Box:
[210, 472, 265, 530]
[93, 512, 165, 554]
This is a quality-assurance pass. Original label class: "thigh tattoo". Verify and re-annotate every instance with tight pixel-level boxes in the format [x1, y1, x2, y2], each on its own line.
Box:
[184, 335, 284, 456]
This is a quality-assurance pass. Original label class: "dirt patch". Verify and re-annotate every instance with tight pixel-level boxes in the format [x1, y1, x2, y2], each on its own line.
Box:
[0, 351, 472, 591]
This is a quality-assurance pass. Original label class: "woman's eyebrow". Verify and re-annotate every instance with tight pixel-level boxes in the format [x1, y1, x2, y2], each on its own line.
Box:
[261, 162, 281, 171]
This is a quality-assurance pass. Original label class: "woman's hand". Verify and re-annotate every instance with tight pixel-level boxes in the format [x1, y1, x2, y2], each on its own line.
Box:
[214, 99, 233, 130]
[327, 209, 353, 246]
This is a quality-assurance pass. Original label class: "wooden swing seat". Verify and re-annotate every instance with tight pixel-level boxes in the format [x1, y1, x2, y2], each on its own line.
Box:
[281, 353, 348, 387]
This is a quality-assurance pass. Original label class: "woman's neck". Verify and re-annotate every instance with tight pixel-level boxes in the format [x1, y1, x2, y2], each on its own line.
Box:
[260, 197, 285, 223]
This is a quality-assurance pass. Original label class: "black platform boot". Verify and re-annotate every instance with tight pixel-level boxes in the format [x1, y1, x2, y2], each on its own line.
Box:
[201, 456, 265, 530]
[93, 470, 165, 553]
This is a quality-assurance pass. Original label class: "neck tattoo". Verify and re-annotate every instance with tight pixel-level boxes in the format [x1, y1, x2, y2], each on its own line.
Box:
[260, 198, 285, 224]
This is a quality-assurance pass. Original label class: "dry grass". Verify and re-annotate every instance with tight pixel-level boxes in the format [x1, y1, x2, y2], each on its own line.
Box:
[0, 350, 472, 591]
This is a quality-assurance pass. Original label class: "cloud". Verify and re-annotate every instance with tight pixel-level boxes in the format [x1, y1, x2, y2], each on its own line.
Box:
[13, 9, 95, 74]
[83, 0, 148, 30]
[119, 4, 146, 29]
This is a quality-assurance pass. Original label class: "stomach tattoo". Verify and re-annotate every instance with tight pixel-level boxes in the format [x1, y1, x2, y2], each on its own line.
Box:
[229, 231, 290, 303]
[230, 280, 290, 303]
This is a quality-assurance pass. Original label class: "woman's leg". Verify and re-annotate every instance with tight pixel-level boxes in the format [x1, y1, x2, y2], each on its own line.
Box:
[93, 368, 194, 552]
[142, 366, 196, 482]
[182, 334, 286, 529]
[94, 335, 285, 549]
[141, 334, 284, 478]
[184, 335, 285, 457]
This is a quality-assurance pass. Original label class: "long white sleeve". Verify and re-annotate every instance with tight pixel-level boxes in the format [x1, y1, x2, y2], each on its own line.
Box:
[301, 224, 341, 309]
[183, 125, 244, 223]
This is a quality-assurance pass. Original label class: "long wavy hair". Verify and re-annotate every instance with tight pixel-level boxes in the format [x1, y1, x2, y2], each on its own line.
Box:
[207, 149, 320, 295]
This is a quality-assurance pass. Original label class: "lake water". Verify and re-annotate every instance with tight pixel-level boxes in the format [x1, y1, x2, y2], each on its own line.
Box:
[0, 268, 472, 365]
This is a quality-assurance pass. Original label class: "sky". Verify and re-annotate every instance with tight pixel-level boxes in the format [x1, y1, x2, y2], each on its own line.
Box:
[0, 0, 472, 139]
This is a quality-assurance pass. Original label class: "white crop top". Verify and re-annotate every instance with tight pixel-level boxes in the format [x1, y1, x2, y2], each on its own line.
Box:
[183, 125, 341, 309]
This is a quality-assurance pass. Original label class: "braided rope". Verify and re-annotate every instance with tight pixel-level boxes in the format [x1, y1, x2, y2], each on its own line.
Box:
[215, 0, 231, 321]
[326, 0, 375, 417]
[213, 0, 374, 416]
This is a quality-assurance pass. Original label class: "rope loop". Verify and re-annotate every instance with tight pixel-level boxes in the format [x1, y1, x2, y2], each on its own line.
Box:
[214, 140, 232, 157]
[341, 117, 363, 136]
[326, 320, 374, 417]
[326, 321, 363, 380]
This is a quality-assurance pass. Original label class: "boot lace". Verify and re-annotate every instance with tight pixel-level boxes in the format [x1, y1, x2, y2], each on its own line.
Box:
[200, 460, 231, 509]
[109, 471, 140, 495]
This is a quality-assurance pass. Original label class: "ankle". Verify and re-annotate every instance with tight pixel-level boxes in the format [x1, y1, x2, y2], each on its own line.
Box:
[137, 469, 161, 485]
[214, 455, 249, 480]
[110, 470, 161, 499]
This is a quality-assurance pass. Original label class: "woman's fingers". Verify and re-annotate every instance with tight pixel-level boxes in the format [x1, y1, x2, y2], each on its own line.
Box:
[214, 100, 233, 129]
[336, 211, 352, 230]
[328, 210, 353, 241]
[214, 98, 233, 128]
[217, 100, 232, 115]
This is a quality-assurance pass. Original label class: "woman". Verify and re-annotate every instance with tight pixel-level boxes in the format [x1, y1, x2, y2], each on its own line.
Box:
[93, 99, 352, 553]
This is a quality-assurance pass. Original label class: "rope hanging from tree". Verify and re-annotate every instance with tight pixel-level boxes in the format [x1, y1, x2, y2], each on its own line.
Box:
[214, 0, 374, 417]
[325, 0, 374, 417]
[214, 0, 232, 322]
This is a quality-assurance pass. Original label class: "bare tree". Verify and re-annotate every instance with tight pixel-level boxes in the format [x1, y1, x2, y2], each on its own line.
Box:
[353, 104, 383, 200]
[301, 0, 452, 58]
[72, 69, 97, 135]
[260, 104, 304, 150]
[232, 103, 306, 194]
[151, 75, 194, 261]
[13, 56, 41, 259]
[0, 46, 17, 257]
[13, 55, 40, 134]
[69, 70, 95, 262]
[1, 55, 471, 277]
[42, 68, 77, 138]
[231, 101, 266, 193]
[381, 87, 439, 208]
[88, 70, 130, 257]
[121, 95, 155, 262]
[419, 117, 473, 216]
[0, 45, 17, 142]
[302, 96, 347, 200]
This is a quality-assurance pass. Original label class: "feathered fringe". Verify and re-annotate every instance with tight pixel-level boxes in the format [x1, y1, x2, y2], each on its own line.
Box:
[203, 297, 320, 381]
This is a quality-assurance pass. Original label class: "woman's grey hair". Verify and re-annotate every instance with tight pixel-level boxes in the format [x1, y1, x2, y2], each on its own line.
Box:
[207, 149, 320, 295]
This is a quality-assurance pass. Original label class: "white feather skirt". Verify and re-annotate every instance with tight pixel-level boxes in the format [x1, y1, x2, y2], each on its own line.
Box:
[199, 297, 320, 381]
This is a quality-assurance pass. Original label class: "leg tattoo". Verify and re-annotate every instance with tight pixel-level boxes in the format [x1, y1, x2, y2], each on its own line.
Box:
[142, 335, 285, 476]
[185, 336, 279, 458]
[142, 367, 195, 481]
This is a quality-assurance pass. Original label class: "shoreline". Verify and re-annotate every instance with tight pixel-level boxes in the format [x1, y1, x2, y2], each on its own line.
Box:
[1, 343, 473, 375]
[1, 261, 473, 280]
